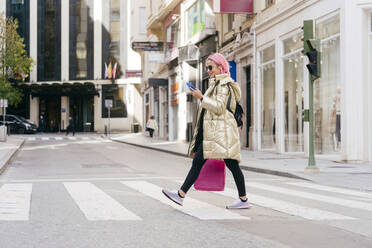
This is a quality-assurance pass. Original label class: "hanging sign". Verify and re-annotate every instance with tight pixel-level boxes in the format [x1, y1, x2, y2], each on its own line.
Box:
[213, 0, 253, 14]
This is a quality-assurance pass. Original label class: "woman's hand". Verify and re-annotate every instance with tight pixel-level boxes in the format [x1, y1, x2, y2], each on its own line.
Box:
[190, 88, 203, 100]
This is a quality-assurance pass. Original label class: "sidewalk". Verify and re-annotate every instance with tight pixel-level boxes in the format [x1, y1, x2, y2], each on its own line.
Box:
[111, 132, 372, 192]
[0, 136, 25, 174]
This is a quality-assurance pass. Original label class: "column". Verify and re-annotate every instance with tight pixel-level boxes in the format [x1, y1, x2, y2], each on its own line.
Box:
[61, 96, 69, 130]
[29, 96, 39, 126]
[342, 2, 365, 161]
[0, 1, 5, 16]
[30, 0, 37, 82]
[61, 0, 69, 81]
[94, 0, 102, 79]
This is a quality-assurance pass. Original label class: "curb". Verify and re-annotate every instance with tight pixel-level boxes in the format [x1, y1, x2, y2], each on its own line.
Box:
[111, 138, 189, 158]
[111, 138, 309, 181]
[0, 139, 26, 175]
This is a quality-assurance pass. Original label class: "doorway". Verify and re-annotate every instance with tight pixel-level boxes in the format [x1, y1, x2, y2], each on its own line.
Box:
[246, 66, 251, 148]
[39, 96, 61, 132]
[69, 96, 94, 132]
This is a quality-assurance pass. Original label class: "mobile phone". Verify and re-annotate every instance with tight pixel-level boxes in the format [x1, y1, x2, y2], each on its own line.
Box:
[186, 82, 196, 90]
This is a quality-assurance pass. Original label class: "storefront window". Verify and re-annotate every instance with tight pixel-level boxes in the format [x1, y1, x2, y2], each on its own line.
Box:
[315, 14, 341, 154]
[101, 85, 127, 118]
[260, 45, 276, 149]
[187, 0, 205, 40]
[283, 35, 304, 152]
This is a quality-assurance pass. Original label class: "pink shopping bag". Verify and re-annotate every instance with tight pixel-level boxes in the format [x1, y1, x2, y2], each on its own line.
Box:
[194, 159, 225, 191]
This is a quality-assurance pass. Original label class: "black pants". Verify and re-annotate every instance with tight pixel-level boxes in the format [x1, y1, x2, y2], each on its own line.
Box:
[148, 128, 154, 138]
[181, 144, 246, 197]
[66, 125, 75, 136]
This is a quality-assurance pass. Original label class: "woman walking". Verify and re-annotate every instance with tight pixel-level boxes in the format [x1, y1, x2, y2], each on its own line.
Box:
[146, 116, 158, 141]
[162, 53, 249, 209]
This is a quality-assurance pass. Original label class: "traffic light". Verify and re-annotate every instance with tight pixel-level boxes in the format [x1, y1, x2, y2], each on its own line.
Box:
[302, 20, 321, 80]
[305, 39, 321, 79]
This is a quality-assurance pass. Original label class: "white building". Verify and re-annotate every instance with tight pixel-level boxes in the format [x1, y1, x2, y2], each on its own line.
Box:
[249, 0, 372, 162]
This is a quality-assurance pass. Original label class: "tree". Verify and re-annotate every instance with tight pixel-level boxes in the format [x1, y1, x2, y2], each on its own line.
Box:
[0, 13, 33, 106]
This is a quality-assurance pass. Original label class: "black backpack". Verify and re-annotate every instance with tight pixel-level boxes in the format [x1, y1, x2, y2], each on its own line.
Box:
[227, 86, 244, 127]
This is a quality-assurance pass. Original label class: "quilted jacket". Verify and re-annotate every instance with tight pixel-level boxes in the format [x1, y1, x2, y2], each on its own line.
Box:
[188, 73, 241, 162]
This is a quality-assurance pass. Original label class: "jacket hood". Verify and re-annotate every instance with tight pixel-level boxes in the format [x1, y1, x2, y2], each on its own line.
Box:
[211, 74, 241, 101]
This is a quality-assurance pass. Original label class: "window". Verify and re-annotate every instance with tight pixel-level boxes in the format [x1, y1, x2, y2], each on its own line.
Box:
[283, 33, 304, 152]
[101, 85, 127, 118]
[186, 0, 205, 39]
[259, 45, 276, 149]
[314, 14, 341, 154]
[265, 0, 275, 8]
[139, 7, 146, 34]
[69, 0, 94, 80]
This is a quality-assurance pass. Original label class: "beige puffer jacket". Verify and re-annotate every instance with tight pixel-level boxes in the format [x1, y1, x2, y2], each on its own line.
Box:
[188, 74, 241, 162]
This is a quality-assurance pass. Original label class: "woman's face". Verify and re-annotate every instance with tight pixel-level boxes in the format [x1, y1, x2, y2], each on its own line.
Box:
[205, 60, 221, 78]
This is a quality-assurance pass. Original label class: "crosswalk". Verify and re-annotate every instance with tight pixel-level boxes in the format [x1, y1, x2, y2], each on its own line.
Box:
[25, 136, 104, 142]
[0, 179, 371, 222]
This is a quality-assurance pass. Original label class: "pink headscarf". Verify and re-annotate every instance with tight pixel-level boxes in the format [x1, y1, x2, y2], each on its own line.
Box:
[206, 53, 230, 75]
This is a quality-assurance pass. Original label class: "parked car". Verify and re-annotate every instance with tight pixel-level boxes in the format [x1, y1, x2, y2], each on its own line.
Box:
[0, 114, 37, 134]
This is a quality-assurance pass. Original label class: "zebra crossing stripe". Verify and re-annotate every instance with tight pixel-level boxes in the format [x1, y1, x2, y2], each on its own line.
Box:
[67, 137, 77, 140]
[41, 137, 49, 141]
[216, 188, 354, 220]
[286, 182, 372, 199]
[27, 137, 36, 141]
[63, 182, 141, 221]
[81, 137, 90, 140]
[0, 184, 32, 221]
[121, 181, 250, 220]
[247, 182, 372, 212]
[55, 137, 63, 140]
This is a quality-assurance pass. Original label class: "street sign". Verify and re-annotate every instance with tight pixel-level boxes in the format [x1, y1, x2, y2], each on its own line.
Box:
[125, 70, 143, 77]
[132, 42, 164, 51]
[0, 99, 8, 108]
[105, 99, 113, 108]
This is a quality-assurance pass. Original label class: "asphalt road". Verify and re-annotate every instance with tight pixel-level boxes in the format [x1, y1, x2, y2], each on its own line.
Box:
[0, 134, 371, 248]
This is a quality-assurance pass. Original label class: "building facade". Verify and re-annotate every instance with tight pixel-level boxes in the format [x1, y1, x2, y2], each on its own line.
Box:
[132, 0, 372, 162]
[1, 0, 142, 133]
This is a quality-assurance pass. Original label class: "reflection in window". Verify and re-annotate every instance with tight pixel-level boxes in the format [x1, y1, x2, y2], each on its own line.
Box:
[101, 85, 127, 118]
[69, 0, 94, 80]
[37, 0, 61, 81]
[102, 0, 121, 79]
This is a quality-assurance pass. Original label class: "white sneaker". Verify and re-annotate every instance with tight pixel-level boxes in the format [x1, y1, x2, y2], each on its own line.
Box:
[162, 189, 184, 206]
[226, 199, 251, 209]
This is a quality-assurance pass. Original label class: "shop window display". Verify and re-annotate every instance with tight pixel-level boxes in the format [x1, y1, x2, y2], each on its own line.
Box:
[260, 45, 276, 149]
[315, 14, 341, 153]
[283, 34, 304, 152]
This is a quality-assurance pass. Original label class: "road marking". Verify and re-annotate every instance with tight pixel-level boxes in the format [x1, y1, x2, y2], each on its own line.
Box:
[67, 137, 77, 140]
[0, 184, 32, 221]
[81, 137, 90, 140]
[41, 137, 49, 141]
[286, 182, 372, 199]
[63, 182, 141, 221]
[27, 137, 36, 141]
[216, 188, 354, 220]
[121, 181, 250, 220]
[247, 182, 372, 212]
[55, 137, 63, 140]
[0, 176, 183, 183]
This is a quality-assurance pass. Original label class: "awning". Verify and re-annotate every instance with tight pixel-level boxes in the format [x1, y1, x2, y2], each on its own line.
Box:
[20, 82, 99, 97]
[149, 78, 168, 87]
